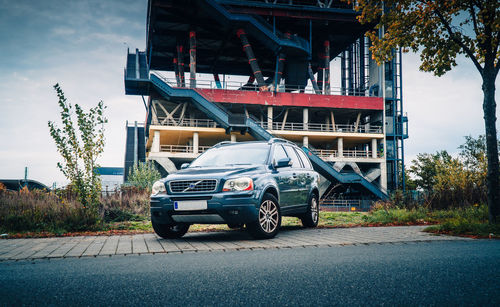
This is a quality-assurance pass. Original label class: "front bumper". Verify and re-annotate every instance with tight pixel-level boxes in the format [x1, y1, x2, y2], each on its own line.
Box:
[150, 190, 261, 225]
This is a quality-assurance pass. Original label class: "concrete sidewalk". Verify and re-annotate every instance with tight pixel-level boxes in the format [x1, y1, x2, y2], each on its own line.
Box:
[0, 226, 470, 261]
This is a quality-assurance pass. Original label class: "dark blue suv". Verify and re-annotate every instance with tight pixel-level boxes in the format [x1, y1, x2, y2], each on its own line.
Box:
[150, 139, 320, 239]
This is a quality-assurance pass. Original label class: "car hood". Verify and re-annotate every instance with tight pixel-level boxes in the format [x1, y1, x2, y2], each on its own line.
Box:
[165, 165, 266, 182]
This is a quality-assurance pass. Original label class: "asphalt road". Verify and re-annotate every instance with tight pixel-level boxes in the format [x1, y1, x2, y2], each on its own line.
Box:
[1, 240, 499, 306]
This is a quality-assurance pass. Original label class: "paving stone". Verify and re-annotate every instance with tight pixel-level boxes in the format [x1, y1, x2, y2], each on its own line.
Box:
[143, 234, 165, 253]
[99, 237, 120, 256]
[65, 237, 97, 257]
[82, 238, 106, 257]
[116, 236, 132, 254]
[132, 235, 149, 254]
[158, 239, 182, 253]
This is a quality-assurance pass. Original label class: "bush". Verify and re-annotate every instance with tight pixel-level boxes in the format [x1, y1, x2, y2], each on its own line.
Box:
[0, 186, 151, 233]
[0, 189, 99, 233]
[126, 162, 161, 191]
[100, 189, 150, 222]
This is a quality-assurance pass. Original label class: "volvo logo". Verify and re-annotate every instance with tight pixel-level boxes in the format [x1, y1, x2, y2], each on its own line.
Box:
[183, 180, 203, 192]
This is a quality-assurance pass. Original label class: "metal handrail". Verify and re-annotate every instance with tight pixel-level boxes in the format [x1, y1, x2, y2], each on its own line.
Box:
[154, 117, 219, 128]
[259, 121, 382, 134]
[160, 145, 211, 153]
[153, 73, 371, 97]
[152, 116, 382, 134]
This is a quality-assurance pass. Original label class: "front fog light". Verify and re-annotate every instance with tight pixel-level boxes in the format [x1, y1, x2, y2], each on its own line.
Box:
[223, 177, 253, 192]
[151, 181, 166, 196]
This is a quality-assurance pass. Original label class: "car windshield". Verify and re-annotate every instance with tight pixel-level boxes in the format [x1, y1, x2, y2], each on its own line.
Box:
[190, 144, 270, 167]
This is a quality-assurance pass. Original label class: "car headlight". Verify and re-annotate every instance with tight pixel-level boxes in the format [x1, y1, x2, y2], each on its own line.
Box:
[223, 177, 253, 192]
[151, 181, 166, 196]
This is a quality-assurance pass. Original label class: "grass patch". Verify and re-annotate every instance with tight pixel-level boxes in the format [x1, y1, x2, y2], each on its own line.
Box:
[423, 204, 499, 238]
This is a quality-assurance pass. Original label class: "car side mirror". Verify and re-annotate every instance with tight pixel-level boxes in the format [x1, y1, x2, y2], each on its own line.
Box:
[180, 163, 190, 170]
[274, 157, 291, 168]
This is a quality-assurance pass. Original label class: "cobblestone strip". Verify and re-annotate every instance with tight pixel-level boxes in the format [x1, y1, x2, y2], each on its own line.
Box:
[0, 226, 472, 261]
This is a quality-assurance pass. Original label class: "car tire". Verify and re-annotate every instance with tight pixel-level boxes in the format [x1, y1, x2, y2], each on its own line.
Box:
[300, 193, 319, 228]
[247, 193, 281, 239]
[152, 221, 190, 239]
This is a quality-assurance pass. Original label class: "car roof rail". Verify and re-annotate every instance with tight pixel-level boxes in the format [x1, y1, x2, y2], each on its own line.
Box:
[267, 138, 296, 145]
[214, 141, 233, 147]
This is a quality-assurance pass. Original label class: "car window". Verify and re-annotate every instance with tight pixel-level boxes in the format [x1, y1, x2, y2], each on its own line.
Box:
[295, 148, 312, 169]
[190, 144, 270, 167]
[283, 146, 302, 168]
[272, 145, 288, 164]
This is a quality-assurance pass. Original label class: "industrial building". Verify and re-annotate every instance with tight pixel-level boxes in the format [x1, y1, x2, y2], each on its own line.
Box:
[124, 0, 408, 208]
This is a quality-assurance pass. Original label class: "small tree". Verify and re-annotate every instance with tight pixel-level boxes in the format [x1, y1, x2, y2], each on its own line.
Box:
[126, 161, 161, 191]
[354, 0, 499, 222]
[48, 84, 107, 212]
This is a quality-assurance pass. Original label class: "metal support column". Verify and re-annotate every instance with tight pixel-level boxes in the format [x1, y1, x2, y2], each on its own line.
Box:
[308, 63, 321, 94]
[317, 52, 324, 93]
[189, 31, 196, 88]
[176, 45, 185, 87]
[237, 29, 266, 89]
[341, 51, 346, 95]
[324, 40, 330, 95]
[213, 74, 222, 89]
[173, 58, 181, 87]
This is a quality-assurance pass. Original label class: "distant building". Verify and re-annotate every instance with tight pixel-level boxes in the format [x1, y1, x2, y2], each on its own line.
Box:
[0, 179, 50, 191]
[95, 167, 124, 192]
[123, 0, 409, 207]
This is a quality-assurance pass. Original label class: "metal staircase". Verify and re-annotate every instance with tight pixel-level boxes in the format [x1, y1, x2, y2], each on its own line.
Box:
[147, 74, 388, 200]
[200, 0, 311, 56]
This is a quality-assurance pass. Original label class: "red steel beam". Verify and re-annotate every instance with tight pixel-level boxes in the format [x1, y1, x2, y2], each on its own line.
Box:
[195, 89, 383, 110]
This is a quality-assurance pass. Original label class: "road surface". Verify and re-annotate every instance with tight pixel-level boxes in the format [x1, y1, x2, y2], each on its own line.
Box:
[1, 240, 498, 306]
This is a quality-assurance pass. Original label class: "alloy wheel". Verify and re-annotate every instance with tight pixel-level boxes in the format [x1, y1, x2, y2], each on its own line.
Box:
[259, 200, 279, 233]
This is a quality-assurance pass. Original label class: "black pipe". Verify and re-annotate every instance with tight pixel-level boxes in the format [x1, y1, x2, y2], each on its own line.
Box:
[173, 57, 181, 87]
[324, 40, 330, 94]
[177, 45, 185, 87]
[237, 29, 266, 89]
[189, 31, 196, 88]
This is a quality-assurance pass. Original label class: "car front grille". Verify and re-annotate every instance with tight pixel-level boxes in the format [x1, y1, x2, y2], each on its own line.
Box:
[169, 179, 218, 193]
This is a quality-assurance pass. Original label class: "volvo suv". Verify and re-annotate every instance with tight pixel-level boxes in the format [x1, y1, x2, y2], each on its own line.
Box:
[150, 138, 320, 239]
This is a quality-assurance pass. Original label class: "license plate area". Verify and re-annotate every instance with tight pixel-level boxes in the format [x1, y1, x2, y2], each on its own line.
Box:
[174, 200, 208, 211]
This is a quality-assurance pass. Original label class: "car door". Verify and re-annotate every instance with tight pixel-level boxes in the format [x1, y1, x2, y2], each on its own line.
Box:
[295, 147, 314, 202]
[283, 145, 309, 207]
[271, 144, 294, 209]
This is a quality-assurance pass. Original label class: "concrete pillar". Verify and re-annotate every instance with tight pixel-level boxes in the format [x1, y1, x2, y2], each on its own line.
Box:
[193, 132, 199, 154]
[372, 139, 378, 158]
[267, 106, 273, 129]
[303, 108, 309, 130]
[380, 161, 388, 191]
[303, 136, 309, 148]
[230, 134, 236, 142]
[338, 137, 344, 158]
[152, 130, 160, 153]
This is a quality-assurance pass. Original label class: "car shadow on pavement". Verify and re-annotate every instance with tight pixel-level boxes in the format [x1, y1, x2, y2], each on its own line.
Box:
[179, 225, 307, 242]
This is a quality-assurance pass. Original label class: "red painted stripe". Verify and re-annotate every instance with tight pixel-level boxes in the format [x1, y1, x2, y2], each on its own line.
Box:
[195, 89, 383, 110]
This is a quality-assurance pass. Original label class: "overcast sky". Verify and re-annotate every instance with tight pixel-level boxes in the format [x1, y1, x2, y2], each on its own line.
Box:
[0, 0, 498, 186]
